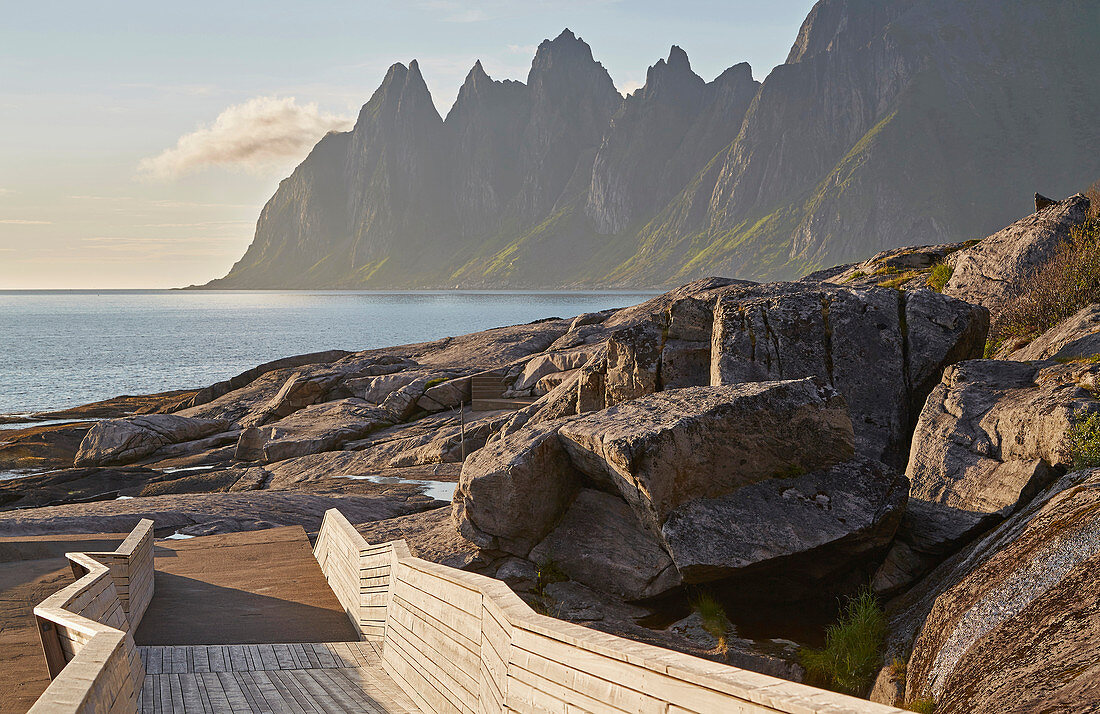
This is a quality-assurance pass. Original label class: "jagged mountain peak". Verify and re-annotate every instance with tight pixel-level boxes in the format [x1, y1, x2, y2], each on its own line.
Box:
[711, 61, 754, 86]
[667, 45, 690, 69]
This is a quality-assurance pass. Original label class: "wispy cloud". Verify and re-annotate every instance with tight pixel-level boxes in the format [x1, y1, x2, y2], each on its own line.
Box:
[0, 219, 52, 225]
[507, 44, 537, 56]
[138, 96, 354, 180]
[0, 188, 14, 197]
[619, 79, 644, 96]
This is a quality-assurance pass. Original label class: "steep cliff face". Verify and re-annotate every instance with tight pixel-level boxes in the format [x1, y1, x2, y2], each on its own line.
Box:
[208, 1, 1100, 290]
[445, 61, 529, 234]
[585, 48, 758, 235]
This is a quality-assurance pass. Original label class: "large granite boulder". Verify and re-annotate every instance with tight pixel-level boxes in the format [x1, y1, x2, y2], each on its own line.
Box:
[528, 489, 680, 601]
[875, 469, 1100, 713]
[944, 194, 1090, 318]
[711, 283, 988, 466]
[662, 457, 907, 591]
[74, 414, 230, 467]
[874, 358, 1100, 595]
[239, 370, 344, 428]
[513, 345, 603, 392]
[558, 379, 855, 537]
[604, 321, 665, 406]
[257, 398, 392, 463]
[452, 421, 582, 555]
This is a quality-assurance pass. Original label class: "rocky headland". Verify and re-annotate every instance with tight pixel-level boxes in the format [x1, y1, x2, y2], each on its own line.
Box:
[4, 193, 1100, 710]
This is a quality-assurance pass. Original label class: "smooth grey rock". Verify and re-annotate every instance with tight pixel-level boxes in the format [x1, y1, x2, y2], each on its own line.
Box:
[259, 399, 392, 463]
[944, 194, 1090, 318]
[348, 371, 423, 405]
[528, 489, 680, 601]
[662, 457, 907, 591]
[74, 414, 230, 467]
[494, 557, 538, 592]
[557, 379, 854, 536]
[907, 360, 1092, 515]
[660, 339, 710, 389]
[452, 421, 582, 556]
[514, 345, 601, 391]
[240, 370, 344, 428]
[883, 358, 1100, 594]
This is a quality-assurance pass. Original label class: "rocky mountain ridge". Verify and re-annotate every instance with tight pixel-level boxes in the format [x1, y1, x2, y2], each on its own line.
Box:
[204, 0, 1100, 290]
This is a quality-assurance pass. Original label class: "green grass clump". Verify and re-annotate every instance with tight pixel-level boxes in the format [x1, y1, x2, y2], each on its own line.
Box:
[799, 589, 887, 696]
[534, 558, 568, 597]
[691, 592, 732, 653]
[906, 696, 937, 713]
[1070, 412, 1100, 469]
[424, 377, 450, 389]
[926, 263, 953, 292]
[989, 206, 1100, 349]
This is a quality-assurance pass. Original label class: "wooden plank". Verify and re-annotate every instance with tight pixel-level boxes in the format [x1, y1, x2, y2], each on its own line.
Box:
[216, 670, 258, 713]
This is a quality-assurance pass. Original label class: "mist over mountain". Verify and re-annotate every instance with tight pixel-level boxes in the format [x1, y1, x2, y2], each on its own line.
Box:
[205, 0, 1100, 289]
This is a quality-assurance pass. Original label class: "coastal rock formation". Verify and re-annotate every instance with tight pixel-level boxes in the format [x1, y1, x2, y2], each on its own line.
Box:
[452, 421, 581, 555]
[876, 469, 1100, 712]
[874, 357, 1100, 594]
[528, 489, 680, 601]
[1006, 303, 1100, 361]
[943, 194, 1091, 318]
[557, 379, 854, 535]
[257, 399, 392, 463]
[663, 457, 906, 593]
[74, 414, 230, 467]
[711, 283, 988, 465]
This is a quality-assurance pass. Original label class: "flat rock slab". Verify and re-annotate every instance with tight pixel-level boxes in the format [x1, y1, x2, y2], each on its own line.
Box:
[134, 526, 360, 645]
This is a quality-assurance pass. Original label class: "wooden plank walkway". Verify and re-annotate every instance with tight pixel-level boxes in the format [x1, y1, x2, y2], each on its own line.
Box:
[136, 642, 420, 713]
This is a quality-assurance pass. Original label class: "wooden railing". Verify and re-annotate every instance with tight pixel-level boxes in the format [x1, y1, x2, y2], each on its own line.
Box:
[28, 519, 154, 714]
[314, 509, 905, 714]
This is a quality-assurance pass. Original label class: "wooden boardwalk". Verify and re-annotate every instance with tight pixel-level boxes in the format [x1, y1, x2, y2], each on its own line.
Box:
[137, 642, 420, 713]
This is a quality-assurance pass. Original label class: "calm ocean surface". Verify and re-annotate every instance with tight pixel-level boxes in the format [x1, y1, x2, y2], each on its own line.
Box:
[0, 290, 657, 415]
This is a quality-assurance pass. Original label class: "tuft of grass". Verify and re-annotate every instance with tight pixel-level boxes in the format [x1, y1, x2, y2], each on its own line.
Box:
[877, 271, 921, 289]
[424, 377, 450, 389]
[691, 592, 732, 653]
[989, 207, 1100, 349]
[926, 263, 953, 292]
[799, 589, 887, 696]
[1086, 179, 1100, 220]
[906, 696, 937, 713]
[889, 656, 908, 681]
[534, 558, 568, 597]
[1070, 412, 1100, 469]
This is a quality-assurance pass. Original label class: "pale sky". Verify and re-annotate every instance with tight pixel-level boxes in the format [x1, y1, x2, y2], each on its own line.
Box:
[0, 0, 815, 289]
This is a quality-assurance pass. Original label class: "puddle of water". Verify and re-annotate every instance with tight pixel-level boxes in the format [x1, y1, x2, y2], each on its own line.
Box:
[0, 418, 98, 430]
[0, 468, 61, 482]
[116, 495, 134, 500]
[164, 532, 195, 540]
[340, 474, 457, 501]
[160, 465, 218, 474]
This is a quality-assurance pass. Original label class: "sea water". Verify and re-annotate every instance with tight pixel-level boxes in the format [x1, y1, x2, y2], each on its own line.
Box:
[0, 289, 656, 415]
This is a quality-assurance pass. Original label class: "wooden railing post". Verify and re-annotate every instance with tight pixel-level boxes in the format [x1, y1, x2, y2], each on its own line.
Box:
[36, 616, 66, 678]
